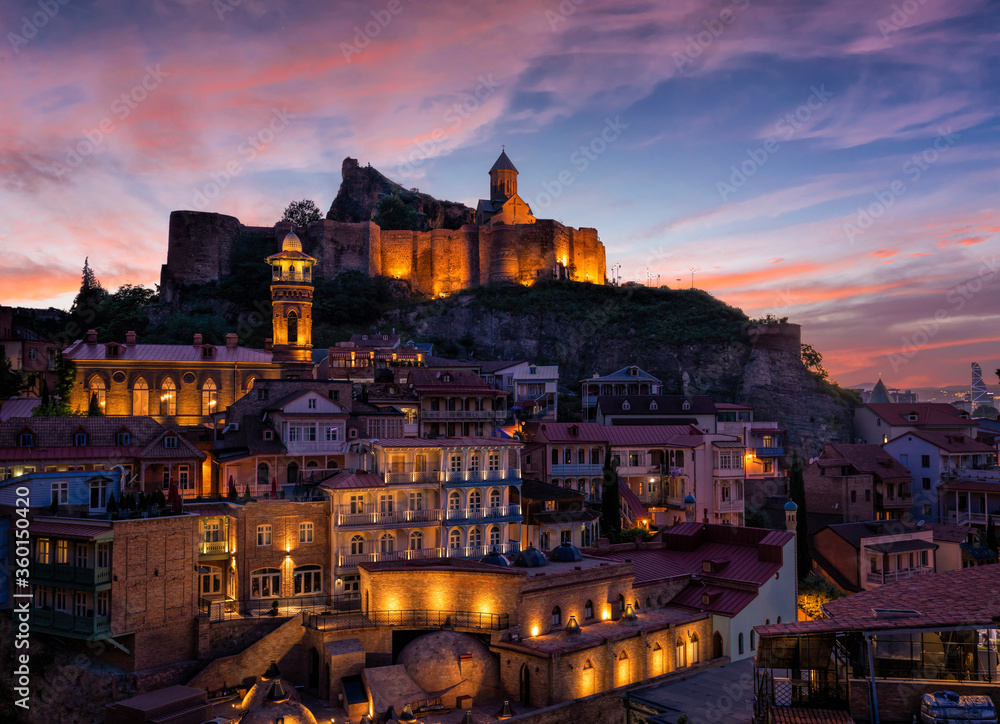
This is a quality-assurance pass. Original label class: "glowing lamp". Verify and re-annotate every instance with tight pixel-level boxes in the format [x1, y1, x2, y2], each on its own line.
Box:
[602, 610, 611, 621]
[530, 625, 539, 637]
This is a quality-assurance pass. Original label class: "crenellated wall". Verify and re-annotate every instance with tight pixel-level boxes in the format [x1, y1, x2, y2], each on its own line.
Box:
[160, 211, 606, 299]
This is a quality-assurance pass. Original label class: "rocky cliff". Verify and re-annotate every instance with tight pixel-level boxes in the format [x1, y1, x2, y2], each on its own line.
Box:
[326, 157, 472, 230]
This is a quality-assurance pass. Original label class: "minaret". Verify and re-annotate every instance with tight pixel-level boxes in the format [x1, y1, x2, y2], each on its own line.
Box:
[267, 230, 317, 378]
[489, 148, 518, 203]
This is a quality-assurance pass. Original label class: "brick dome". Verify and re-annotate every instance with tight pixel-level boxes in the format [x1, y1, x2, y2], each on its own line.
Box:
[397, 630, 501, 704]
[282, 230, 303, 252]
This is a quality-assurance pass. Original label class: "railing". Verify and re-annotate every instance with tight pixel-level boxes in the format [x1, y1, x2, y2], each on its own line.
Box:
[955, 511, 1000, 526]
[304, 609, 509, 632]
[617, 464, 662, 476]
[335, 506, 442, 528]
[285, 441, 342, 453]
[716, 499, 744, 513]
[31, 563, 112, 586]
[755, 446, 785, 457]
[385, 469, 441, 485]
[31, 609, 111, 637]
[875, 491, 912, 509]
[865, 567, 933, 585]
[952, 467, 1000, 481]
[446, 542, 520, 559]
[444, 505, 521, 523]
[338, 546, 445, 567]
[199, 540, 229, 556]
[272, 270, 311, 282]
[421, 410, 496, 420]
[198, 594, 355, 622]
[551, 463, 604, 476]
[769, 676, 849, 710]
[441, 469, 520, 485]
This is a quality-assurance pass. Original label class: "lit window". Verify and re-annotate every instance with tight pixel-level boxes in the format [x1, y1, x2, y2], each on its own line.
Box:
[299, 522, 314, 544]
[250, 568, 280, 598]
[160, 378, 177, 415]
[257, 524, 272, 547]
[36, 538, 51, 564]
[293, 565, 322, 595]
[201, 378, 218, 416]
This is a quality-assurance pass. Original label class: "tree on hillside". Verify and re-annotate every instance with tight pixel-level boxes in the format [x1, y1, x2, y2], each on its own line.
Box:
[34, 355, 77, 416]
[69, 258, 108, 330]
[373, 194, 419, 231]
[600, 445, 621, 541]
[801, 343, 828, 380]
[0, 356, 25, 399]
[788, 452, 811, 579]
[99, 284, 157, 340]
[280, 199, 322, 227]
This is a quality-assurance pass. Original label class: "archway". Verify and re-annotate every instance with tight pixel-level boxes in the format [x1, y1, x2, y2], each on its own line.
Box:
[308, 647, 319, 690]
[519, 664, 531, 707]
[287, 311, 298, 344]
[713, 631, 723, 660]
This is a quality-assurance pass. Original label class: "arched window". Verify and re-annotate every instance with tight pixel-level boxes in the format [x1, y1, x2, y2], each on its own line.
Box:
[448, 491, 461, 511]
[88, 377, 106, 411]
[409, 531, 423, 551]
[646, 597, 652, 609]
[449, 529, 462, 549]
[327, 460, 338, 469]
[582, 659, 595, 696]
[551, 606, 561, 627]
[469, 490, 482, 509]
[250, 568, 280, 598]
[201, 378, 218, 416]
[738, 632, 744, 655]
[584, 600, 594, 619]
[132, 377, 148, 416]
[469, 452, 480, 471]
[350, 535, 364, 555]
[257, 462, 269, 486]
[469, 527, 482, 548]
[160, 377, 176, 416]
[287, 311, 298, 344]
[690, 634, 700, 665]
[489, 525, 501, 546]
[776, 616, 782, 624]
[676, 638, 687, 668]
[489, 488, 501, 508]
[293, 565, 321, 595]
[379, 532, 394, 553]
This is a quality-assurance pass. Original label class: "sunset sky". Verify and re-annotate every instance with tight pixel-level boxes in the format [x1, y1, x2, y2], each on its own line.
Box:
[2, 0, 998, 388]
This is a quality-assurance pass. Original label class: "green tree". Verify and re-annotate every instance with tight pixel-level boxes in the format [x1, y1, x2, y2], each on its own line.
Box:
[973, 405, 999, 419]
[744, 503, 773, 529]
[280, 199, 322, 226]
[98, 284, 157, 341]
[35, 355, 77, 416]
[87, 392, 104, 416]
[69, 257, 108, 332]
[788, 452, 811, 579]
[373, 194, 419, 231]
[600, 445, 621, 541]
[0, 355, 25, 399]
[801, 343, 828, 380]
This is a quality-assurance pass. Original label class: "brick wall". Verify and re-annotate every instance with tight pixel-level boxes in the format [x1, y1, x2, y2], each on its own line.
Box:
[188, 613, 306, 691]
[360, 566, 523, 622]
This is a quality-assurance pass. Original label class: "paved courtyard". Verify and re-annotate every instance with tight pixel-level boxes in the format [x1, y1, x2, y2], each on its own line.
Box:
[626, 658, 757, 724]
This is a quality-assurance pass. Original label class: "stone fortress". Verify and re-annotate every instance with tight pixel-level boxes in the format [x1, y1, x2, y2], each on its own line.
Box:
[160, 151, 607, 300]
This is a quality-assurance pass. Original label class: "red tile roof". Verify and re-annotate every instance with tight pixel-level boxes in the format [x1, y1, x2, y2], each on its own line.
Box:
[533, 422, 704, 446]
[320, 471, 386, 490]
[669, 581, 759, 616]
[890, 430, 995, 453]
[939, 479, 1000, 493]
[865, 403, 972, 426]
[29, 519, 114, 540]
[815, 443, 911, 481]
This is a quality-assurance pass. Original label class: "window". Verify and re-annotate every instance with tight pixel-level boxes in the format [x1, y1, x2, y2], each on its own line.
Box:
[409, 531, 423, 551]
[75, 543, 88, 568]
[469, 528, 482, 547]
[551, 606, 562, 627]
[324, 426, 339, 442]
[469, 453, 480, 471]
[89, 478, 108, 510]
[921, 455, 930, 468]
[379, 532, 394, 553]
[116, 430, 130, 446]
[450, 454, 462, 472]
[350, 535, 364, 555]
[19, 431, 34, 447]
[288, 424, 317, 443]
[923, 503, 932, 516]
[96, 543, 109, 568]
[299, 522, 314, 544]
[469, 490, 482, 509]
[200, 565, 222, 595]
[540, 531, 550, 550]
[203, 520, 221, 543]
[738, 632, 744, 655]
[488, 453, 500, 471]
[257, 524, 272, 546]
[585, 600, 594, 619]
[201, 378, 218, 416]
[409, 492, 423, 511]
[676, 638, 687, 667]
[293, 565, 322, 595]
[178, 465, 191, 490]
[850, 490, 856, 503]
[865, 489, 871, 502]
[379, 494, 393, 514]
[75, 431, 87, 446]
[256, 386, 269, 401]
[287, 311, 298, 344]
[132, 377, 148, 416]
[690, 634, 700, 665]
[96, 590, 109, 617]
[53, 588, 68, 613]
[922, 477, 931, 490]
[449, 529, 461, 549]
[561, 530, 571, 544]
[250, 568, 281, 598]
[489, 526, 500, 546]
[448, 491, 461, 511]
[56, 540, 68, 565]
[51, 481, 68, 506]
[163, 436, 178, 449]
[88, 377, 106, 410]
[160, 378, 177, 415]
[489, 488, 501, 508]
[36, 539, 51, 564]
[307, 398, 316, 409]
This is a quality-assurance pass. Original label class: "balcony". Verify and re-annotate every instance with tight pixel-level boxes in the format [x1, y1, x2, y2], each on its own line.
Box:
[335, 506, 442, 528]
[384, 467, 441, 486]
[199, 540, 230, 557]
[337, 541, 521, 568]
[30, 609, 111, 639]
[441, 469, 520, 486]
[618, 464, 662, 476]
[875, 491, 912, 510]
[865, 567, 933, 585]
[285, 440, 344, 453]
[421, 410, 497, 420]
[716, 499, 744, 513]
[551, 463, 604, 476]
[954, 511, 1000, 527]
[714, 466, 745, 477]
[305, 609, 509, 633]
[755, 446, 785, 457]
[444, 505, 521, 523]
[446, 542, 520, 560]
[31, 563, 112, 587]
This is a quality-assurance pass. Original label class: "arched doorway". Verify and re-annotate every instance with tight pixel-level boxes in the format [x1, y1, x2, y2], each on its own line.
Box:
[287, 311, 298, 344]
[519, 664, 531, 707]
[713, 631, 723, 660]
[308, 647, 319, 690]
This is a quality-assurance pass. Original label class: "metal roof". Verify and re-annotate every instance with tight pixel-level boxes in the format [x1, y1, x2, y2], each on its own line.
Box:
[28, 519, 114, 541]
[63, 340, 273, 364]
[489, 150, 518, 173]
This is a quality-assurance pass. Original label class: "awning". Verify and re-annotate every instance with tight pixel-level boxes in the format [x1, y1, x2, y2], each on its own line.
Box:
[866, 539, 938, 554]
[29, 519, 114, 541]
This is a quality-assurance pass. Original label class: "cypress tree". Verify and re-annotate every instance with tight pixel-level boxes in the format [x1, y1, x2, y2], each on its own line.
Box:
[600, 444, 621, 542]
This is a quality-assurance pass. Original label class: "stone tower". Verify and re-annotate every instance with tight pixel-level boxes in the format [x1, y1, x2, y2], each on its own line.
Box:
[266, 230, 317, 378]
[489, 150, 518, 203]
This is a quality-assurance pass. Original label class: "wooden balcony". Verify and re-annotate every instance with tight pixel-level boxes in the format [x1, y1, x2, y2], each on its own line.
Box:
[334, 506, 442, 528]
[443, 505, 521, 523]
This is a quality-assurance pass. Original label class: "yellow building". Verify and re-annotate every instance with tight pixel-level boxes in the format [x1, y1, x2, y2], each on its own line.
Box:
[475, 150, 537, 226]
[267, 230, 317, 378]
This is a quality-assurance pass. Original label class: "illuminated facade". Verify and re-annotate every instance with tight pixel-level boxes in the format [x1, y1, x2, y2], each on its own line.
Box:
[267, 230, 316, 377]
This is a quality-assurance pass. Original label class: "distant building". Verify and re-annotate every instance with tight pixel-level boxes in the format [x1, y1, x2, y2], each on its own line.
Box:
[0, 305, 61, 395]
[595, 394, 716, 430]
[475, 150, 537, 227]
[581, 366, 662, 422]
[853, 401, 975, 445]
[406, 368, 507, 438]
[491, 361, 559, 422]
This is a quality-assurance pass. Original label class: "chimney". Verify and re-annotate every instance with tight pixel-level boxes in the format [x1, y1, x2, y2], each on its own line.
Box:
[226, 333, 238, 350]
[264, 338, 273, 351]
[125, 331, 136, 345]
[86, 329, 98, 344]
[193, 333, 203, 346]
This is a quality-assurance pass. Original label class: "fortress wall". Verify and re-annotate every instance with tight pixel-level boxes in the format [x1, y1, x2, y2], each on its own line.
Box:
[572, 227, 603, 282]
[308, 220, 376, 278]
[430, 227, 477, 295]
[166, 210, 242, 286]
[379, 230, 416, 283]
[513, 220, 558, 283]
[476, 224, 493, 286]
[415, 230, 435, 295]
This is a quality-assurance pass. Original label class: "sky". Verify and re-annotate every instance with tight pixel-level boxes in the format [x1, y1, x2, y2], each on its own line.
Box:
[2, 0, 999, 389]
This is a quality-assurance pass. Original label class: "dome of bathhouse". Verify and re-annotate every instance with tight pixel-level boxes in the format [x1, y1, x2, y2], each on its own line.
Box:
[240, 680, 317, 724]
[397, 631, 501, 705]
[512, 545, 549, 568]
[282, 230, 303, 253]
[549, 541, 582, 562]
[241, 661, 300, 711]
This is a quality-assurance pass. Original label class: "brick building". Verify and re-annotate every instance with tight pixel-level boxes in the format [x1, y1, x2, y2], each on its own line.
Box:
[0, 304, 61, 395]
[407, 368, 507, 438]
